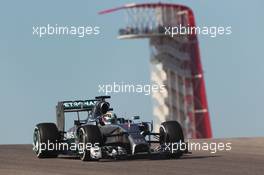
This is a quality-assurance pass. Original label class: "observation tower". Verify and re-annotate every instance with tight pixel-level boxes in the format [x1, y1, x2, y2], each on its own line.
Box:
[100, 3, 212, 138]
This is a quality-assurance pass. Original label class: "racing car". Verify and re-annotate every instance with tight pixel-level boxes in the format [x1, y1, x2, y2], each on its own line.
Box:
[33, 96, 187, 161]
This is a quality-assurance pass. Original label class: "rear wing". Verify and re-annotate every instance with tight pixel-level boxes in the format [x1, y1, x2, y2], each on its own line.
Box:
[56, 96, 111, 132]
[62, 100, 98, 112]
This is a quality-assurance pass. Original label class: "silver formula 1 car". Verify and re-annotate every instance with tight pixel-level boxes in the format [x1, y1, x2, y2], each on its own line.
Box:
[33, 96, 187, 161]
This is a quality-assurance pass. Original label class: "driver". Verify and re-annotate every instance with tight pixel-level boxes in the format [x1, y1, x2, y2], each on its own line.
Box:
[99, 112, 117, 125]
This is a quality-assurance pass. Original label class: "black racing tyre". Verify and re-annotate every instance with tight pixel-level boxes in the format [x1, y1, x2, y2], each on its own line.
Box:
[33, 123, 60, 158]
[78, 125, 103, 161]
[159, 121, 184, 158]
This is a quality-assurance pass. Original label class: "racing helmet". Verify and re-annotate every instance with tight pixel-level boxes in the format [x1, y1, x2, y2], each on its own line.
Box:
[102, 112, 117, 125]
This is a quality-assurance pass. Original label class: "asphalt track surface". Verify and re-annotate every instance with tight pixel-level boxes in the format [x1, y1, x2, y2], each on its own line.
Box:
[0, 138, 263, 175]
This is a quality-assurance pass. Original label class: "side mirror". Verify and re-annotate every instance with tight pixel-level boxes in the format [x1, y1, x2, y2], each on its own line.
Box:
[132, 116, 140, 120]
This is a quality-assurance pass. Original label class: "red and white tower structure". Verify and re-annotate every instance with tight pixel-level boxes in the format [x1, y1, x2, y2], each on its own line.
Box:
[100, 3, 212, 138]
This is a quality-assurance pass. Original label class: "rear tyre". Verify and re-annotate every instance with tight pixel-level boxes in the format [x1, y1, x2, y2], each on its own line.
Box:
[33, 123, 60, 158]
[159, 121, 184, 158]
[78, 125, 103, 161]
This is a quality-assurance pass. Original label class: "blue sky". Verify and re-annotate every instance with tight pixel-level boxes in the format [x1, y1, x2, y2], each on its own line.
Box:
[0, 0, 263, 144]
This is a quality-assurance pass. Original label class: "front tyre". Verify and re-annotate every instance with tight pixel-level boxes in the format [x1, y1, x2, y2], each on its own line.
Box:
[159, 121, 184, 158]
[78, 125, 103, 161]
[33, 123, 60, 158]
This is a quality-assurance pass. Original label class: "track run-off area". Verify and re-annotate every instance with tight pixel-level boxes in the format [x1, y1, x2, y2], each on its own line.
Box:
[0, 138, 263, 175]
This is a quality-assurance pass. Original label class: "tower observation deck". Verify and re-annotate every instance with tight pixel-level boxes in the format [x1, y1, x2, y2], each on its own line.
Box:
[100, 3, 212, 138]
